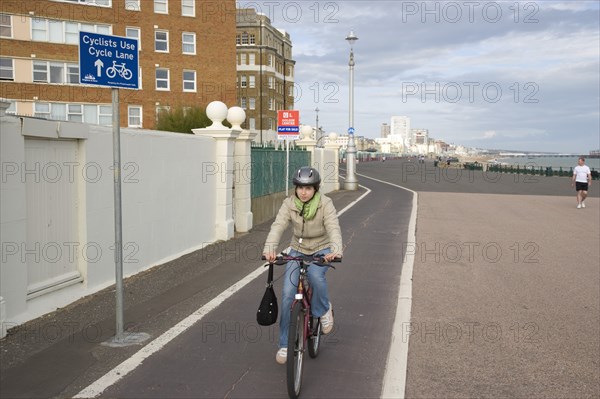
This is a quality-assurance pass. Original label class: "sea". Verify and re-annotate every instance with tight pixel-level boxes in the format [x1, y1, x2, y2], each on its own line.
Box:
[495, 155, 600, 171]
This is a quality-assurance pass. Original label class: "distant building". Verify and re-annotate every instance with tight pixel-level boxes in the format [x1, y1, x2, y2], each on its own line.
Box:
[381, 122, 390, 138]
[236, 9, 295, 144]
[0, 0, 238, 129]
[391, 116, 411, 147]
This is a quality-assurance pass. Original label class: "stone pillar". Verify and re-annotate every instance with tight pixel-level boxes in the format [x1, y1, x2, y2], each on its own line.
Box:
[193, 101, 240, 241]
[324, 132, 342, 191]
[228, 107, 257, 233]
[296, 124, 317, 164]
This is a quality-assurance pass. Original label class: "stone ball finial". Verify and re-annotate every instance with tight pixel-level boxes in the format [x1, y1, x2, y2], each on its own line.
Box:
[300, 124, 313, 139]
[328, 132, 338, 141]
[206, 101, 228, 128]
[227, 106, 246, 130]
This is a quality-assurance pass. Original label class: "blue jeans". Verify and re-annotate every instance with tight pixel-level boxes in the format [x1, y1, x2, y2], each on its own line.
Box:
[279, 248, 332, 348]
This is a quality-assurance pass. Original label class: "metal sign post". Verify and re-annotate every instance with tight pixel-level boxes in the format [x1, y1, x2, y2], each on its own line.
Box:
[79, 32, 148, 346]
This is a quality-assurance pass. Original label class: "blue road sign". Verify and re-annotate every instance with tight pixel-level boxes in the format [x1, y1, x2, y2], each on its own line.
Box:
[348, 127, 355, 134]
[79, 31, 139, 89]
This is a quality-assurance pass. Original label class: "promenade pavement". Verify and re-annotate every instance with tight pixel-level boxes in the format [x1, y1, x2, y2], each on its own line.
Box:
[356, 159, 600, 398]
[2, 158, 598, 398]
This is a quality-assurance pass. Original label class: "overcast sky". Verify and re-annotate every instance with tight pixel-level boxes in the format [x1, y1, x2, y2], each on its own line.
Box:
[242, 0, 600, 153]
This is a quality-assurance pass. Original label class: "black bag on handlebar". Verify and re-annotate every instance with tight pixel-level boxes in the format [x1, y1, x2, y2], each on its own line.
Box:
[257, 263, 278, 326]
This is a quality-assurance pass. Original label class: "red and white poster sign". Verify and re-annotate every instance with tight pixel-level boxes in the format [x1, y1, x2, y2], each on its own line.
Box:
[277, 110, 300, 140]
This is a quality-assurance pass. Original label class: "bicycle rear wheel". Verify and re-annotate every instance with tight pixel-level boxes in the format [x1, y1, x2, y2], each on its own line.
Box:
[307, 317, 321, 358]
[287, 302, 305, 399]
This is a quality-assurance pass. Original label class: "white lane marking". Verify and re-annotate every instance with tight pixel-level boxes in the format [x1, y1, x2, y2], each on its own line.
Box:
[354, 173, 417, 399]
[75, 188, 371, 398]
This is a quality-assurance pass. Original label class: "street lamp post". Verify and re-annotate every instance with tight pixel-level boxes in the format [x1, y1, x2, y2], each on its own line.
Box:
[344, 30, 358, 190]
[315, 107, 320, 144]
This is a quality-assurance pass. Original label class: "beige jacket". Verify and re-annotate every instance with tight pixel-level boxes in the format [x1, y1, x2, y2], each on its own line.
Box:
[263, 194, 343, 256]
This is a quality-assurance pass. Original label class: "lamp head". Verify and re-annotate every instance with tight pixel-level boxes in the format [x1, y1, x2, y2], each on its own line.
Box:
[345, 30, 358, 48]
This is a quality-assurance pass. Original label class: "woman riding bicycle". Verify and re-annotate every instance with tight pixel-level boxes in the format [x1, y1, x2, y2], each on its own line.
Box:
[263, 166, 343, 364]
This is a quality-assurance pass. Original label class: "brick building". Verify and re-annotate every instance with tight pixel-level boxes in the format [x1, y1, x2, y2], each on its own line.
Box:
[0, 0, 237, 129]
[236, 8, 295, 144]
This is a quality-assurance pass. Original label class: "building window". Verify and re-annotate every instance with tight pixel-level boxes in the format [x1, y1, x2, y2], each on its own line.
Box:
[0, 14, 12, 38]
[269, 98, 274, 111]
[249, 118, 255, 130]
[240, 54, 246, 65]
[268, 76, 274, 89]
[155, 30, 169, 52]
[182, 0, 195, 16]
[182, 32, 196, 54]
[240, 97, 246, 109]
[33, 61, 48, 82]
[154, 0, 168, 13]
[0, 57, 14, 81]
[49, 62, 64, 83]
[155, 68, 169, 90]
[156, 106, 170, 122]
[67, 64, 79, 83]
[240, 75, 247, 88]
[125, 0, 140, 11]
[182, 70, 196, 92]
[98, 105, 112, 125]
[32, 18, 48, 41]
[59, 0, 111, 5]
[126, 27, 141, 50]
[34, 103, 50, 119]
[249, 53, 255, 65]
[241, 32, 249, 45]
[67, 104, 83, 122]
[32, 18, 111, 44]
[249, 75, 255, 88]
[249, 34, 256, 44]
[249, 98, 255, 110]
[128, 106, 142, 127]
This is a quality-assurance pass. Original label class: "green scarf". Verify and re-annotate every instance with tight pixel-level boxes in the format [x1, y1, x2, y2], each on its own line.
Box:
[294, 192, 321, 221]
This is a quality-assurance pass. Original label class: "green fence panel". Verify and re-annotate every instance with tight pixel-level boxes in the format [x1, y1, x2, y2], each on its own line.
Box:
[250, 147, 311, 198]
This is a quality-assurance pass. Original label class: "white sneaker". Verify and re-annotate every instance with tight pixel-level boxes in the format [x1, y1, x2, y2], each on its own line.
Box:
[577, 203, 582, 209]
[320, 303, 334, 335]
[276, 347, 287, 364]
[582, 202, 586, 208]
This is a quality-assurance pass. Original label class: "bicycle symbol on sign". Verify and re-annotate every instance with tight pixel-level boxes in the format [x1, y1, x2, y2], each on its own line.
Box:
[106, 61, 133, 80]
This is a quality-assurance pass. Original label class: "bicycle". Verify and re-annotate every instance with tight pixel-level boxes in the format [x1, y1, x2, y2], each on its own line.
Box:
[106, 60, 133, 80]
[262, 253, 341, 399]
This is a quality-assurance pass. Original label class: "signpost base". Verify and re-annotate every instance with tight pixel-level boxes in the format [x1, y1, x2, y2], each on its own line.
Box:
[102, 332, 151, 348]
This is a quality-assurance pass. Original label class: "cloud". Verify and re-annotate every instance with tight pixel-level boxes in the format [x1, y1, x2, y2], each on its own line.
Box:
[273, 1, 600, 153]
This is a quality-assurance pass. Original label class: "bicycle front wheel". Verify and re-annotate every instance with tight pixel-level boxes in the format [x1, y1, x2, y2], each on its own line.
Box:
[307, 316, 321, 358]
[287, 302, 305, 399]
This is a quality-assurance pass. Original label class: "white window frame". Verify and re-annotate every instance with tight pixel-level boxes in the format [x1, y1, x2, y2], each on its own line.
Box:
[124, 0, 141, 11]
[128, 105, 142, 127]
[249, 53, 255, 65]
[0, 14, 13, 38]
[98, 105, 112, 125]
[154, 0, 168, 14]
[32, 18, 48, 41]
[0, 57, 14, 81]
[34, 102, 50, 119]
[33, 61, 49, 82]
[156, 105, 170, 122]
[182, 32, 196, 55]
[240, 75, 247, 88]
[67, 104, 83, 122]
[155, 30, 169, 52]
[249, 75, 255, 88]
[155, 67, 170, 90]
[241, 32, 248, 45]
[181, 0, 195, 16]
[57, 0, 111, 6]
[240, 97, 247, 110]
[249, 97, 255, 110]
[182, 69, 196, 92]
[268, 98, 274, 111]
[126, 27, 141, 50]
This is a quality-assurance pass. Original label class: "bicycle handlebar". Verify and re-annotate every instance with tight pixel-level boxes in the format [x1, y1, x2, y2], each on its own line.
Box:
[261, 254, 341, 267]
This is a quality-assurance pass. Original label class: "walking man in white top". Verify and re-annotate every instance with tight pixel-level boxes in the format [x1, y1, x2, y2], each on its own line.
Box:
[572, 157, 592, 209]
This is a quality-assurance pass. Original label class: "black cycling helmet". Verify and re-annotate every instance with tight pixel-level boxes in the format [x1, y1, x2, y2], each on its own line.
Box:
[293, 166, 321, 188]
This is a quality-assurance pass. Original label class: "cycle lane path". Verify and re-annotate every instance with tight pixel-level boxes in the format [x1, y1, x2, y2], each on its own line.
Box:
[75, 177, 414, 398]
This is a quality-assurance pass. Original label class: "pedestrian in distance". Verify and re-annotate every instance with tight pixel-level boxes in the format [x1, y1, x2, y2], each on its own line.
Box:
[263, 166, 343, 364]
[572, 157, 592, 209]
